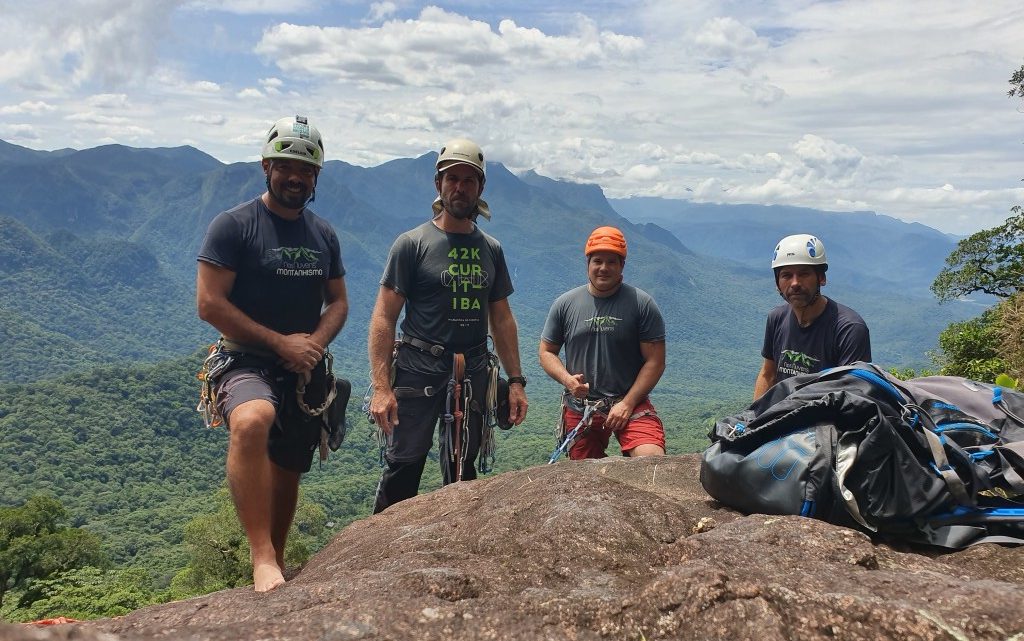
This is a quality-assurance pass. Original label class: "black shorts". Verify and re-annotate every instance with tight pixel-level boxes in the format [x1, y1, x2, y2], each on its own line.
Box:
[215, 366, 322, 474]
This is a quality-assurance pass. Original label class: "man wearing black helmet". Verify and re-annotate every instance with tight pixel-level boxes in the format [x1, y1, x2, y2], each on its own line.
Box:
[196, 116, 348, 591]
[367, 138, 528, 513]
[754, 234, 871, 399]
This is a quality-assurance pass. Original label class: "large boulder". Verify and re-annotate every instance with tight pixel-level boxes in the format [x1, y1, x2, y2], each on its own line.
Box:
[5, 454, 1024, 640]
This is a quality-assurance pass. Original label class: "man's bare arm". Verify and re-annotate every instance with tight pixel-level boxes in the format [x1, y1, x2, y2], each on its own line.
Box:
[754, 358, 777, 400]
[489, 298, 528, 425]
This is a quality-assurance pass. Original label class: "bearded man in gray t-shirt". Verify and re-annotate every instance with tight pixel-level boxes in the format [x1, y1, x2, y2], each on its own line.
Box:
[367, 139, 528, 513]
[540, 226, 667, 460]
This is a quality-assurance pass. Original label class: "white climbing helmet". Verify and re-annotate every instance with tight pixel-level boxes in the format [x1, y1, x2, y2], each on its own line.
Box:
[771, 234, 828, 272]
[436, 138, 485, 178]
[261, 115, 324, 169]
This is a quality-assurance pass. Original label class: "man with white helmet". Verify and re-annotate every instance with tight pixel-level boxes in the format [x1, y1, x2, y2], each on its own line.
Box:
[754, 234, 871, 398]
[196, 115, 348, 591]
[367, 138, 528, 513]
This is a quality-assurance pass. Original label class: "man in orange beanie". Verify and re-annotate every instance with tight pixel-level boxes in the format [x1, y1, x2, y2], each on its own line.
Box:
[539, 226, 667, 459]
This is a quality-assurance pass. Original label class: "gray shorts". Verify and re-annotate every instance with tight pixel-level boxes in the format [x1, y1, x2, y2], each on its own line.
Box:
[216, 366, 320, 474]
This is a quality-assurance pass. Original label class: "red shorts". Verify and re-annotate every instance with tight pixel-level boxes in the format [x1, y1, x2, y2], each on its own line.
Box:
[562, 397, 665, 460]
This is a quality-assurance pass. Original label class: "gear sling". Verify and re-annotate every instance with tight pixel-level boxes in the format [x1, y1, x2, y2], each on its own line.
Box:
[371, 335, 508, 482]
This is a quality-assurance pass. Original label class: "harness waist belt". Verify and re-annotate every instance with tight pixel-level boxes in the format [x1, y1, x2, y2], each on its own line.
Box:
[401, 335, 488, 358]
[564, 394, 654, 419]
[219, 338, 278, 361]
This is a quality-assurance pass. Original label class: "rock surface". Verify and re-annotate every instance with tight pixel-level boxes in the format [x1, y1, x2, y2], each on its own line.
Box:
[5, 454, 1024, 640]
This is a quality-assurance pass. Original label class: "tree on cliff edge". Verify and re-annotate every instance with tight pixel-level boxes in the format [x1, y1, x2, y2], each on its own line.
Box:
[930, 63, 1024, 382]
[0, 495, 106, 610]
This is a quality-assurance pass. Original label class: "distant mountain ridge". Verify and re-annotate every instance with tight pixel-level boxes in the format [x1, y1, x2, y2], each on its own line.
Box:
[609, 196, 960, 296]
[0, 140, 982, 393]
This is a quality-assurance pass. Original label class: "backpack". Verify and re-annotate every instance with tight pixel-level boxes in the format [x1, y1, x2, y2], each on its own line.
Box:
[700, 363, 1024, 548]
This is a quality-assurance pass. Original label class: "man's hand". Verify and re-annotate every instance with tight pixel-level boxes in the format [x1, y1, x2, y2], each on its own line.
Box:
[564, 373, 590, 399]
[604, 399, 635, 432]
[369, 387, 400, 434]
[275, 333, 324, 373]
[507, 384, 528, 426]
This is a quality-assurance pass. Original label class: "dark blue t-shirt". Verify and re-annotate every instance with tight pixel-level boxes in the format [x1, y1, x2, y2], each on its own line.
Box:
[197, 198, 345, 336]
[761, 298, 871, 381]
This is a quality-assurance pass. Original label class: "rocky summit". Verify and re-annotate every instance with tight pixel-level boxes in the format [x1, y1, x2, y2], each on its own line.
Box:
[5, 454, 1024, 641]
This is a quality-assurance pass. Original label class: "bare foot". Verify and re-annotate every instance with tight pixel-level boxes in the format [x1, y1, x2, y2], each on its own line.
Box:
[253, 562, 286, 592]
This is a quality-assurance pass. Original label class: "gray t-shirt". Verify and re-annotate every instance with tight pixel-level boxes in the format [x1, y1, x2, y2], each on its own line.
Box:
[381, 221, 513, 350]
[541, 283, 666, 398]
[761, 297, 871, 381]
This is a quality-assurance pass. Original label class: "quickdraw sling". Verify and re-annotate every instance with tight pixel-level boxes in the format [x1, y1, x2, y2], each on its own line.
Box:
[548, 393, 656, 464]
[196, 342, 233, 429]
[442, 352, 470, 483]
[549, 396, 611, 464]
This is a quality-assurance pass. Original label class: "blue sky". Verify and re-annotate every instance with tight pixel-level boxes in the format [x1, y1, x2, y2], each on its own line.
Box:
[1, 0, 1022, 234]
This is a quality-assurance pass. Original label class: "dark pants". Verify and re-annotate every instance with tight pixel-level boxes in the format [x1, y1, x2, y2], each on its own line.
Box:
[372, 346, 488, 513]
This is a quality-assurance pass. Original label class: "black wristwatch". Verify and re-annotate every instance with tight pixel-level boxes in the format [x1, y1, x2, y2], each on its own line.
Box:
[508, 375, 527, 388]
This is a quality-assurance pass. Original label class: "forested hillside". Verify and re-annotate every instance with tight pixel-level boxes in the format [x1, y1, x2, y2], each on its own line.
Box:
[0, 218, 204, 382]
[0, 352, 725, 588]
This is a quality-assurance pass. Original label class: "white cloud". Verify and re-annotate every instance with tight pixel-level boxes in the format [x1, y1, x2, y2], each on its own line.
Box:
[236, 88, 264, 99]
[187, 81, 223, 94]
[0, 1, 186, 88]
[90, 124, 155, 142]
[741, 79, 786, 106]
[624, 164, 661, 181]
[365, 2, 398, 24]
[65, 112, 131, 125]
[692, 16, 770, 72]
[0, 102, 57, 115]
[86, 94, 131, 109]
[186, 114, 228, 125]
[259, 77, 283, 95]
[255, 7, 644, 89]
[0, 124, 41, 140]
[186, 0, 319, 14]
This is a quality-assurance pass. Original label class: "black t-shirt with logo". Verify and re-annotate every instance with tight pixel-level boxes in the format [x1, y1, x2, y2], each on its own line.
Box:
[761, 298, 871, 381]
[197, 197, 345, 336]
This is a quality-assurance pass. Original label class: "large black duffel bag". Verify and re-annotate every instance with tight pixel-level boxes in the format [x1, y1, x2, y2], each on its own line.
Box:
[701, 363, 1024, 548]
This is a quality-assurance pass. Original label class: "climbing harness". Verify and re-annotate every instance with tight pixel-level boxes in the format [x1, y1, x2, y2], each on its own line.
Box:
[549, 397, 611, 464]
[196, 339, 349, 462]
[367, 335, 503, 478]
[196, 338, 278, 430]
[548, 394, 657, 463]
